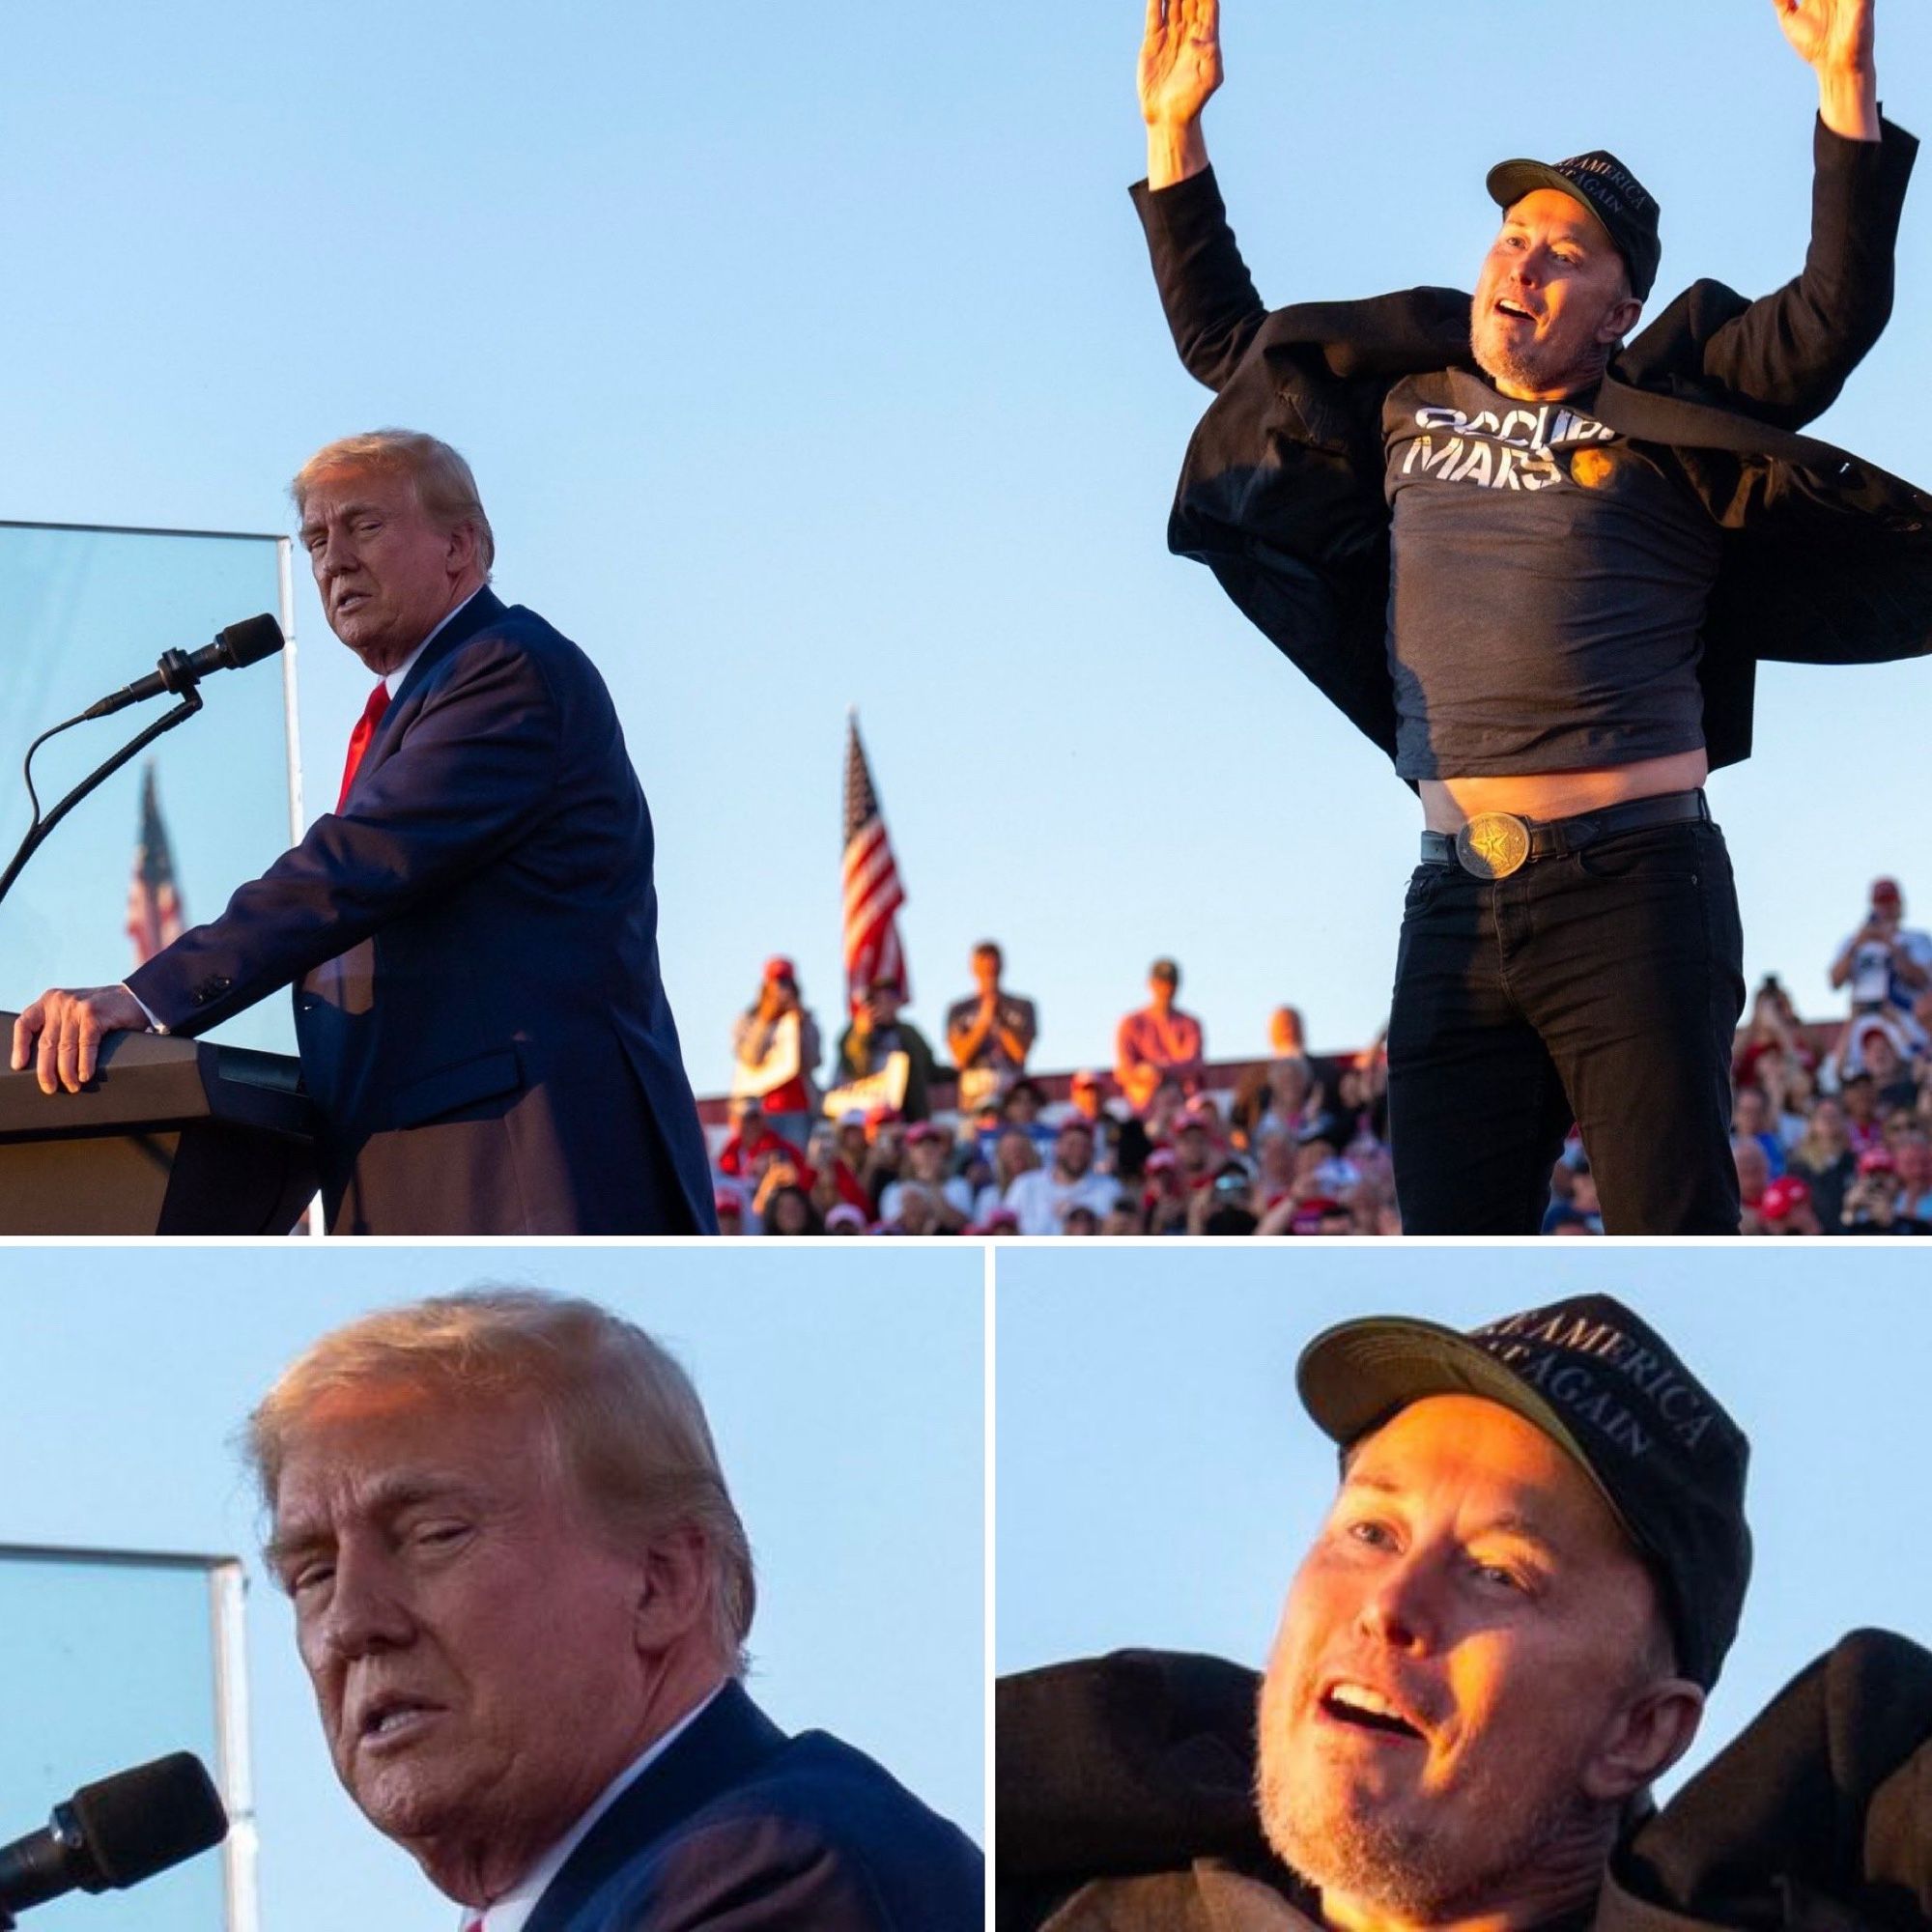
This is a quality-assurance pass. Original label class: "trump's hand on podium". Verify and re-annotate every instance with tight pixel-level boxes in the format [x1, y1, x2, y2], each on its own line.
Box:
[11, 985, 149, 1094]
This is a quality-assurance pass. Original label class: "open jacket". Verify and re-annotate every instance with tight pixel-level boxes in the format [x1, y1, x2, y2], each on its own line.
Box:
[997, 1633, 1932, 1932]
[1130, 118, 1928, 774]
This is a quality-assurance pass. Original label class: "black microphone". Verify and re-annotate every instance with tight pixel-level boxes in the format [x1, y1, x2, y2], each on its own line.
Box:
[81, 613, 286, 722]
[0, 1752, 228, 1917]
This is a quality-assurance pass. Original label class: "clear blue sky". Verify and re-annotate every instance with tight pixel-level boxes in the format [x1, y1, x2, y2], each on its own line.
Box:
[0, 1244, 983, 1930]
[1, 1, 1926, 1093]
[997, 1242, 1932, 1798]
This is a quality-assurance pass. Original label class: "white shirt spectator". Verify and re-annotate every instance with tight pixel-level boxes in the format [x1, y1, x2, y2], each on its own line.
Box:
[878, 1176, 977, 1224]
[1005, 1167, 1121, 1236]
[1835, 919, 1932, 1042]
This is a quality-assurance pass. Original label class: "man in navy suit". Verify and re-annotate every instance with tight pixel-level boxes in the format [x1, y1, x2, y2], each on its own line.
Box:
[10, 431, 713, 1233]
[252, 1289, 983, 1930]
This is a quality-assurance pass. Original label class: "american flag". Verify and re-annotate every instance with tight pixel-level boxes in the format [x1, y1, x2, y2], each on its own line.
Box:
[841, 713, 907, 1014]
[126, 762, 185, 964]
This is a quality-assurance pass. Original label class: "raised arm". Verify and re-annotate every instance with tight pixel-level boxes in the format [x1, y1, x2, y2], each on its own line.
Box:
[948, 994, 996, 1068]
[1131, 0, 1268, 391]
[1829, 916, 1882, 989]
[1139, 0, 1221, 188]
[993, 998, 1036, 1066]
[1636, 0, 1911, 429]
[1775, 0, 1879, 140]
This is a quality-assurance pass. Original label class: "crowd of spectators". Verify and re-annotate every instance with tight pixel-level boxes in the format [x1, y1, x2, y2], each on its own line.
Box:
[712, 879, 1932, 1236]
[1730, 878, 1932, 1236]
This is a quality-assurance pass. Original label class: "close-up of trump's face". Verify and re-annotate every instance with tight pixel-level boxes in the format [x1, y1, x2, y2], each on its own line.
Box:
[267, 1378, 663, 1876]
[1256, 1395, 1699, 1923]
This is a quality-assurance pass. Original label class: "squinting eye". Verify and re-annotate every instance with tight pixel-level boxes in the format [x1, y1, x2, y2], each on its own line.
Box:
[1472, 1561, 1526, 1592]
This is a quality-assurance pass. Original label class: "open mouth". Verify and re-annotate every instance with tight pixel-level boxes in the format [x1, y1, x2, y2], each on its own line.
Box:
[1321, 1682, 1425, 1742]
[357, 1696, 439, 1745]
[1494, 298, 1538, 325]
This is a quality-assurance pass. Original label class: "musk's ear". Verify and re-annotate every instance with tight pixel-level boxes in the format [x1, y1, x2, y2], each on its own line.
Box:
[1598, 295, 1644, 347]
[632, 1523, 711, 1653]
[1580, 1675, 1705, 1804]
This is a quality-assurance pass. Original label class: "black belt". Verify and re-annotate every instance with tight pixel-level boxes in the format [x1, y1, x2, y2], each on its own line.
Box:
[1420, 789, 1710, 881]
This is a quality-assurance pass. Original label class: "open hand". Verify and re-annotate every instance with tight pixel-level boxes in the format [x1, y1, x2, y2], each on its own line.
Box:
[11, 984, 150, 1094]
[1772, 0, 1874, 74]
[1139, 0, 1222, 128]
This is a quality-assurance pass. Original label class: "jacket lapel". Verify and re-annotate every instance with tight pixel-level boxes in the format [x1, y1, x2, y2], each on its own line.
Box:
[523, 1684, 787, 1932]
[1595, 371, 1841, 463]
[393, 585, 507, 705]
[351, 586, 509, 791]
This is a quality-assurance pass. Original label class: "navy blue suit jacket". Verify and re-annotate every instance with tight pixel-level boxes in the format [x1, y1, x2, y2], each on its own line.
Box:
[127, 588, 716, 1234]
[524, 1683, 983, 1932]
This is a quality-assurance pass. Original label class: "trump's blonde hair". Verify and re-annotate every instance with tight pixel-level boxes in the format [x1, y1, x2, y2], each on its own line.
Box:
[246, 1288, 755, 1673]
[291, 428, 497, 574]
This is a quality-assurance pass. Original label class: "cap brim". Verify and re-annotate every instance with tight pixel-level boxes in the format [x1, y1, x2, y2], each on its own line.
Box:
[1296, 1315, 1637, 1548]
[1484, 160, 1623, 259]
[1486, 159, 1618, 243]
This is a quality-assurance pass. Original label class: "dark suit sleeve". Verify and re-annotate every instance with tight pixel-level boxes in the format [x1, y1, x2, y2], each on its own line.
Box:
[1624, 117, 1918, 433]
[126, 629, 563, 1035]
[1129, 167, 1270, 392]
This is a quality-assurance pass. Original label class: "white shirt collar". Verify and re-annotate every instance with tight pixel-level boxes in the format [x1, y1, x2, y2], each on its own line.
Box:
[458, 1685, 724, 1932]
[384, 584, 489, 697]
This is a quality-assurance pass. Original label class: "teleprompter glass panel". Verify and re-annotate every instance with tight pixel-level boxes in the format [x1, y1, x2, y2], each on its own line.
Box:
[0, 1546, 255, 1931]
[0, 524, 296, 1055]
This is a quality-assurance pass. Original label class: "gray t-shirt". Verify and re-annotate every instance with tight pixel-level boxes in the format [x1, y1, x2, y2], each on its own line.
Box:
[1382, 370, 1721, 780]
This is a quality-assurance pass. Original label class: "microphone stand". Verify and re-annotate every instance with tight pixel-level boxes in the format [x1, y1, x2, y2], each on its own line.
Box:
[0, 649, 210, 914]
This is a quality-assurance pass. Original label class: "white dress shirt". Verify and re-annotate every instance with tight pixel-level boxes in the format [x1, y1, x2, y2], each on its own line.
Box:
[460, 1686, 723, 1932]
[384, 582, 485, 697]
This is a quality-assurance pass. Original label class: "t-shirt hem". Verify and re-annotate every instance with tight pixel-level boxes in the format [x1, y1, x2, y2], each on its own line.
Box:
[1394, 731, 1710, 781]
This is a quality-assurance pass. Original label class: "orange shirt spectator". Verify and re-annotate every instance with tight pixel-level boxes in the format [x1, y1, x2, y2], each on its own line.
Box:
[1116, 957, 1205, 1115]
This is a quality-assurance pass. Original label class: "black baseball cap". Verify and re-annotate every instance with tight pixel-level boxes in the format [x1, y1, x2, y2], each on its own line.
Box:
[1296, 1293, 1750, 1689]
[1486, 150, 1662, 301]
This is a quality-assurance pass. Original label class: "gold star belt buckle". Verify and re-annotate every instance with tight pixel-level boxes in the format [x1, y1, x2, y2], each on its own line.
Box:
[1455, 811, 1532, 880]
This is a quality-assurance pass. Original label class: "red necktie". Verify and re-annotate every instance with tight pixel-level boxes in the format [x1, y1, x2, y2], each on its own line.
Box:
[336, 680, 391, 810]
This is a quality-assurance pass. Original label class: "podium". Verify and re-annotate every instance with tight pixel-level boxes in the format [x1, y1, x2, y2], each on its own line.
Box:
[0, 1017, 319, 1234]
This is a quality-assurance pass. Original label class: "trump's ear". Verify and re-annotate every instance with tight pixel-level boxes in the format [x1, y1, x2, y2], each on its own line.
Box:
[442, 516, 482, 578]
[631, 1523, 712, 1654]
[1580, 1675, 1704, 1803]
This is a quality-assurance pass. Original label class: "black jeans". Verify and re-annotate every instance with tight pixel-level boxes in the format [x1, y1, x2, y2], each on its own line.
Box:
[1386, 816, 1746, 1235]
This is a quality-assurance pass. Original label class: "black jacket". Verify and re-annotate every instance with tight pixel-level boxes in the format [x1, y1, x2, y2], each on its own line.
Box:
[1130, 119, 1928, 774]
[996, 1634, 1932, 1932]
